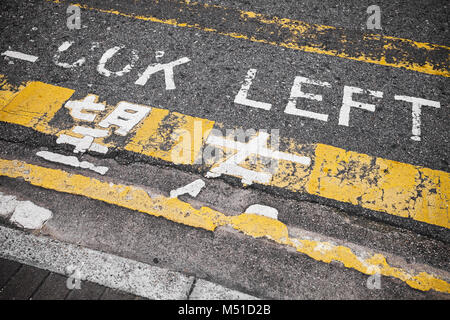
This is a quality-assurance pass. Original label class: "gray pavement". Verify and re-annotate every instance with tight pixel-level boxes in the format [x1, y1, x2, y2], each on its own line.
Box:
[0, 257, 145, 300]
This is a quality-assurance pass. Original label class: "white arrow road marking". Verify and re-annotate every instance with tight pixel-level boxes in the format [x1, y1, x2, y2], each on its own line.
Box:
[170, 179, 206, 198]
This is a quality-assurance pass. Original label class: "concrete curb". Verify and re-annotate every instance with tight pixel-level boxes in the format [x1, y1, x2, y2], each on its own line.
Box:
[0, 225, 257, 300]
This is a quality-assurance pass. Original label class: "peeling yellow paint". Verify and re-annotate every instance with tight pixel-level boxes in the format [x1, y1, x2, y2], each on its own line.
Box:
[0, 76, 25, 108]
[212, 134, 449, 229]
[0, 158, 448, 294]
[126, 109, 214, 165]
[304, 144, 449, 228]
[0, 81, 74, 134]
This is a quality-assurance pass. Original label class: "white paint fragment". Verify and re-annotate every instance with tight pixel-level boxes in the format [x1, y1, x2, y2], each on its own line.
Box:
[170, 179, 206, 198]
[234, 69, 272, 110]
[97, 46, 138, 77]
[0, 193, 19, 218]
[284, 76, 331, 121]
[1, 50, 38, 63]
[36, 151, 109, 175]
[98, 101, 151, 136]
[53, 41, 86, 69]
[394, 95, 440, 141]
[135, 54, 191, 90]
[10, 201, 53, 230]
[155, 51, 165, 61]
[244, 204, 278, 220]
[206, 131, 310, 185]
[57, 126, 109, 154]
[338, 86, 383, 126]
[64, 94, 106, 122]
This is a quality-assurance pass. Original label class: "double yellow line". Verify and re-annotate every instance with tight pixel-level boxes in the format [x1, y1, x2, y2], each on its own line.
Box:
[49, 0, 450, 77]
[0, 158, 449, 293]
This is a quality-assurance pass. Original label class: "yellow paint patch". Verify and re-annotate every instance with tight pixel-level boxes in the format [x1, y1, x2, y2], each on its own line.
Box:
[0, 81, 74, 134]
[0, 76, 25, 109]
[0, 158, 448, 293]
[126, 109, 215, 165]
[305, 144, 449, 228]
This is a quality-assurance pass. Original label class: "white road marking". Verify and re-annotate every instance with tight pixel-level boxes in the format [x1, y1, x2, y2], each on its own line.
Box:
[206, 131, 310, 185]
[394, 95, 441, 141]
[1, 50, 38, 62]
[284, 76, 331, 121]
[244, 204, 278, 220]
[234, 69, 272, 110]
[98, 101, 151, 136]
[64, 94, 106, 122]
[36, 151, 109, 175]
[53, 41, 86, 68]
[206, 133, 311, 164]
[9, 201, 53, 230]
[338, 86, 383, 126]
[97, 46, 138, 77]
[135, 55, 191, 90]
[170, 179, 206, 198]
[57, 126, 109, 154]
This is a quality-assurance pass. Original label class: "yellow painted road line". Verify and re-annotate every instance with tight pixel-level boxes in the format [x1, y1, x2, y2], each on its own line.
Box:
[48, 0, 450, 77]
[0, 158, 448, 293]
[0, 76, 448, 229]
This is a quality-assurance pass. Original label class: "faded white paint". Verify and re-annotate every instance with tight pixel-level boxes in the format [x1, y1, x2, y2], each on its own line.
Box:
[98, 101, 151, 136]
[155, 51, 165, 61]
[338, 86, 383, 126]
[97, 46, 138, 77]
[207, 133, 310, 164]
[57, 126, 109, 154]
[234, 69, 272, 110]
[9, 201, 53, 230]
[284, 76, 331, 121]
[135, 55, 191, 90]
[36, 151, 109, 175]
[64, 94, 106, 122]
[1, 50, 38, 62]
[394, 95, 440, 141]
[170, 179, 206, 198]
[244, 204, 278, 220]
[53, 41, 86, 68]
[206, 131, 310, 185]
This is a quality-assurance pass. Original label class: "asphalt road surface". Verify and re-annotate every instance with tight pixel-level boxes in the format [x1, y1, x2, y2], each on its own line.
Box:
[0, 0, 448, 301]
